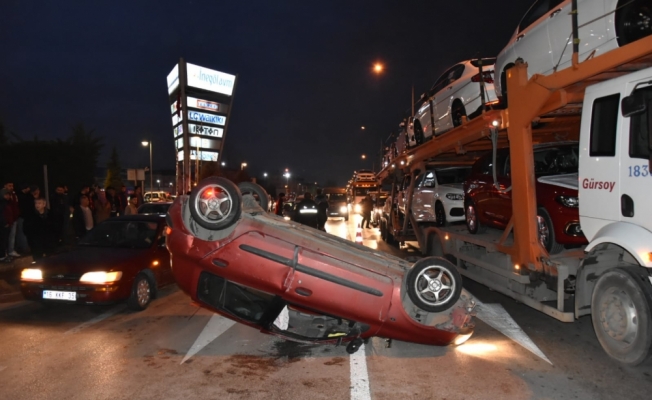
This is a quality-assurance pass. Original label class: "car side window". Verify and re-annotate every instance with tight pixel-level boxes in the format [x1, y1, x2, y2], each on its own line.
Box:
[590, 93, 620, 157]
[422, 171, 437, 188]
[414, 173, 425, 188]
[518, 0, 551, 32]
[431, 66, 458, 95]
[629, 86, 652, 160]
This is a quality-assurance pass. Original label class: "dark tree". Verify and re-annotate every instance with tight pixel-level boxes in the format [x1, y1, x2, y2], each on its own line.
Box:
[105, 147, 123, 189]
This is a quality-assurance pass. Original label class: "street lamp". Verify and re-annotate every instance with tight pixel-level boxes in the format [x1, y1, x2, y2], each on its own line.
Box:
[221, 161, 226, 167]
[284, 169, 290, 189]
[241, 162, 247, 170]
[263, 172, 268, 178]
[373, 62, 384, 74]
[361, 154, 366, 160]
[156, 179, 160, 190]
[141, 140, 153, 193]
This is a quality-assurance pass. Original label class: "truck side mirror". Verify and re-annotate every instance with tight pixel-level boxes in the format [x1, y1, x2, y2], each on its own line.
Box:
[621, 92, 646, 117]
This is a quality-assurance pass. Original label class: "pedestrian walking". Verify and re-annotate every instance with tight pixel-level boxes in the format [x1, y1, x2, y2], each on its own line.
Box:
[133, 186, 145, 207]
[50, 184, 69, 245]
[118, 185, 128, 215]
[293, 192, 319, 229]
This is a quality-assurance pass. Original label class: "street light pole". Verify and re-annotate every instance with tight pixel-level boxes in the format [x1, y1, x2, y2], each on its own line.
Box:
[142, 140, 153, 193]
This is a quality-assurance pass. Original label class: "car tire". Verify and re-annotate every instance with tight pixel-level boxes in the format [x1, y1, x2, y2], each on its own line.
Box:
[189, 177, 242, 230]
[537, 207, 564, 254]
[406, 257, 462, 313]
[380, 220, 387, 241]
[465, 198, 486, 234]
[591, 267, 652, 366]
[238, 181, 269, 211]
[435, 202, 448, 227]
[452, 101, 467, 127]
[616, 0, 652, 46]
[128, 273, 154, 311]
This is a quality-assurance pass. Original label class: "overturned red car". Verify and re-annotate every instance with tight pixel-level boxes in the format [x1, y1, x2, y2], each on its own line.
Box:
[166, 177, 475, 353]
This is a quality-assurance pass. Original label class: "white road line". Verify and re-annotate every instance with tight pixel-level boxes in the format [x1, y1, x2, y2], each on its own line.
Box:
[181, 314, 236, 364]
[474, 299, 552, 364]
[0, 300, 31, 313]
[350, 343, 371, 400]
[64, 304, 126, 335]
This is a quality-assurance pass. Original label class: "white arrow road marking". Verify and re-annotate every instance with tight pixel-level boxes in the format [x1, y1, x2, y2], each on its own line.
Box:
[474, 299, 552, 365]
[181, 313, 236, 364]
[64, 304, 126, 335]
[350, 343, 371, 400]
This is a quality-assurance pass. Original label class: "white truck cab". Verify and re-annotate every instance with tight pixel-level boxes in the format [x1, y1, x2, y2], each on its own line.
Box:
[579, 67, 652, 268]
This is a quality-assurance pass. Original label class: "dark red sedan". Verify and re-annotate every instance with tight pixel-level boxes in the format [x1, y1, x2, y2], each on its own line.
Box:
[166, 178, 475, 354]
[20, 215, 173, 310]
[464, 142, 587, 253]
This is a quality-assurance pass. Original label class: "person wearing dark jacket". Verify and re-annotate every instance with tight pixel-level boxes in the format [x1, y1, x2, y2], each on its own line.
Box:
[275, 193, 285, 216]
[72, 194, 94, 240]
[0, 189, 12, 261]
[360, 195, 374, 229]
[293, 192, 319, 229]
[24, 197, 56, 260]
[50, 185, 69, 245]
[314, 189, 328, 231]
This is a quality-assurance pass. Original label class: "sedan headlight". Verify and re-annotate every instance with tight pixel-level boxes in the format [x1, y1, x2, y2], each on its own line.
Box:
[79, 271, 123, 284]
[446, 193, 464, 201]
[556, 195, 579, 208]
[354, 204, 361, 213]
[21, 268, 42, 281]
[339, 206, 347, 213]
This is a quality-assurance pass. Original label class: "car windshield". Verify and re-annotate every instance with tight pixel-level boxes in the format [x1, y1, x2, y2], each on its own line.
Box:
[436, 167, 471, 184]
[78, 220, 159, 249]
[328, 193, 346, 201]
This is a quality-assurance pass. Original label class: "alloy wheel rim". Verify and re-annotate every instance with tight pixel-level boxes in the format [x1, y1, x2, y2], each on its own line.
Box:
[537, 215, 550, 249]
[137, 278, 151, 307]
[413, 265, 455, 306]
[466, 205, 476, 231]
[195, 184, 233, 224]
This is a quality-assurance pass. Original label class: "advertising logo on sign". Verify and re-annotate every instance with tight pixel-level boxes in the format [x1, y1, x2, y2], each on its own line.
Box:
[186, 63, 235, 96]
[188, 124, 223, 138]
[173, 124, 184, 138]
[172, 113, 184, 126]
[167, 64, 179, 94]
[189, 137, 215, 149]
[186, 96, 228, 113]
[190, 150, 219, 161]
[188, 111, 225, 126]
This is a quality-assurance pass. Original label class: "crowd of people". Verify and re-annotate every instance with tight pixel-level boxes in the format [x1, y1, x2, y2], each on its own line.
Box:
[0, 181, 147, 262]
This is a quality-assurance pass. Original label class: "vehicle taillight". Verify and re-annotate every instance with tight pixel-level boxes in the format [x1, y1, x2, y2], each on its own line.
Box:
[471, 71, 494, 84]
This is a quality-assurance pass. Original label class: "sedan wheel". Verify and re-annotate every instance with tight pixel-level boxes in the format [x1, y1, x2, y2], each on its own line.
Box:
[435, 202, 447, 227]
[536, 208, 564, 254]
[406, 257, 462, 313]
[465, 199, 485, 234]
[189, 177, 242, 230]
[128, 274, 153, 311]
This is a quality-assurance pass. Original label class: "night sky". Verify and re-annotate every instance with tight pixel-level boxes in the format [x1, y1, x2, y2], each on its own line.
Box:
[1, 0, 531, 186]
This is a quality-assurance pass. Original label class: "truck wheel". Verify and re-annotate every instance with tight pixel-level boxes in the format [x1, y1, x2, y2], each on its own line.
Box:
[465, 199, 486, 234]
[406, 257, 462, 313]
[189, 177, 242, 230]
[537, 208, 563, 254]
[435, 202, 448, 227]
[591, 267, 652, 365]
[238, 181, 269, 211]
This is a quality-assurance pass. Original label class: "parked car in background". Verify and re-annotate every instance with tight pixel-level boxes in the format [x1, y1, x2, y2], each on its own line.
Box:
[463, 143, 587, 253]
[325, 191, 349, 221]
[138, 202, 172, 215]
[166, 178, 475, 353]
[414, 58, 498, 141]
[494, 0, 652, 105]
[144, 191, 173, 203]
[20, 215, 173, 310]
[412, 166, 471, 226]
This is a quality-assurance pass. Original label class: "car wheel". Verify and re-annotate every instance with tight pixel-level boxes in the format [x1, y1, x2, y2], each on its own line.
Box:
[380, 220, 386, 241]
[452, 101, 467, 127]
[500, 64, 514, 108]
[346, 337, 364, 354]
[406, 257, 462, 313]
[435, 202, 448, 227]
[591, 267, 652, 365]
[537, 207, 564, 254]
[465, 199, 486, 234]
[616, 0, 652, 46]
[128, 273, 153, 311]
[238, 181, 269, 211]
[189, 177, 242, 230]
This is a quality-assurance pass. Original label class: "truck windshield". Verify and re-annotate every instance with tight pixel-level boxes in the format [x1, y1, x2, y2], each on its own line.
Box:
[354, 187, 376, 196]
[328, 193, 346, 201]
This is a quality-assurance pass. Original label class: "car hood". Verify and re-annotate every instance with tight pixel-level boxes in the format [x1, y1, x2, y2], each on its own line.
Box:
[537, 173, 578, 190]
[35, 247, 150, 276]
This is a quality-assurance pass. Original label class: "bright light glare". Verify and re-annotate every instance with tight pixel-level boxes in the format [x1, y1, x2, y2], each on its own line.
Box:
[339, 206, 347, 213]
[354, 204, 361, 213]
[141, 141, 149, 146]
[21, 268, 42, 281]
[373, 63, 384, 73]
[456, 342, 497, 356]
[492, 120, 499, 127]
[453, 331, 473, 345]
[79, 271, 123, 284]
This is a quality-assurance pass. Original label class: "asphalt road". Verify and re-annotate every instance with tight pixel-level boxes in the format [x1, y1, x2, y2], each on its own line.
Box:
[0, 214, 650, 400]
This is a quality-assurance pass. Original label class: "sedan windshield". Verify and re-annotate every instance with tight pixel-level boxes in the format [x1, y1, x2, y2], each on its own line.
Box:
[79, 220, 159, 249]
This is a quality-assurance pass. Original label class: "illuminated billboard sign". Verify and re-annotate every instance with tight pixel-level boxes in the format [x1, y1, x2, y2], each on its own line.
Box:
[188, 110, 225, 125]
[172, 113, 183, 126]
[167, 64, 179, 95]
[177, 150, 219, 162]
[186, 63, 235, 96]
[188, 124, 223, 138]
[187, 97, 228, 113]
[173, 124, 183, 138]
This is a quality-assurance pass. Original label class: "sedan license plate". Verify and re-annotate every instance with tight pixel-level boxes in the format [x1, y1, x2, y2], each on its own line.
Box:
[43, 290, 76, 301]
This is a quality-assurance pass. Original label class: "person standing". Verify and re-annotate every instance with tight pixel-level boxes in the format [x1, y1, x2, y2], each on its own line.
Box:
[105, 187, 120, 218]
[293, 192, 319, 229]
[118, 185, 128, 215]
[360, 194, 373, 229]
[3, 182, 20, 257]
[24, 197, 56, 261]
[133, 186, 145, 207]
[275, 193, 285, 216]
[72, 194, 94, 240]
[0, 189, 12, 261]
[50, 184, 68, 245]
[124, 197, 138, 215]
[314, 189, 328, 231]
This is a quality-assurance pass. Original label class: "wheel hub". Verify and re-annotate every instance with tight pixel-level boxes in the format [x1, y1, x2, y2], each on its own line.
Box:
[600, 289, 637, 343]
[429, 279, 442, 292]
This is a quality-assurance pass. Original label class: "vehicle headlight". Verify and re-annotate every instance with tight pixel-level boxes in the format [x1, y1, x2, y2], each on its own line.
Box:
[354, 204, 361, 213]
[340, 206, 347, 213]
[556, 195, 579, 208]
[446, 193, 464, 201]
[21, 268, 42, 281]
[79, 271, 123, 284]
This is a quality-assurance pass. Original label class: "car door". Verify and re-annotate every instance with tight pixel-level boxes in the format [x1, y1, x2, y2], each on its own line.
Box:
[512, 0, 557, 78]
[412, 172, 427, 219]
[433, 64, 466, 134]
[429, 67, 456, 136]
[548, 0, 608, 73]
